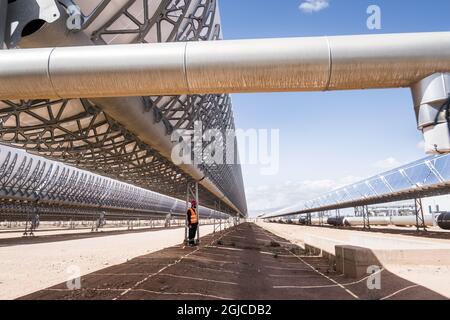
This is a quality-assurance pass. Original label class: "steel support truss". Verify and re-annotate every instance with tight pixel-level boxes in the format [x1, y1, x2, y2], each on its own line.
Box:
[414, 198, 427, 232]
[306, 213, 312, 226]
[319, 211, 325, 226]
[213, 200, 221, 233]
[355, 206, 370, 230]
[23, 200, 40, 236]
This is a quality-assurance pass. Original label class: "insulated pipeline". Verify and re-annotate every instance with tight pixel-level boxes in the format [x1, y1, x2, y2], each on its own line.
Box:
[1, 32, 450, 99]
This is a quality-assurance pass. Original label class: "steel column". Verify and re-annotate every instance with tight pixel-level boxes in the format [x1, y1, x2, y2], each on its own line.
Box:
[195, 182, 200, 243]
[414, 198, 427, 232]
[363, 206, 371, 230]
[319, 211, 324, 226]
[0, 0, 6, 49]
[306, 213, 312, 226]
[354, 207, 361, 217]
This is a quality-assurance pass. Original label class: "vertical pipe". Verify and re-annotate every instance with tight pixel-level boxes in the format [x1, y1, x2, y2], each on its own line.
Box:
[185, 184, 189, 245]
[195, 182, 200, 243]
[213, 202, 216, 234]
[0, 0, 7, 49]
[365, 205, 371, 230]
[415, 198, 419, 231]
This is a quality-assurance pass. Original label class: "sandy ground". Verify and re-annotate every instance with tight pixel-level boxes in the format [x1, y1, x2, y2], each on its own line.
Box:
[0, 225, 170, 240]
[0, 225, 214, 300]
[21, 223, 445, 300]
[367, 225, 450, 234]
[257, 222, 450, 250]
[257, 222, 450, 298]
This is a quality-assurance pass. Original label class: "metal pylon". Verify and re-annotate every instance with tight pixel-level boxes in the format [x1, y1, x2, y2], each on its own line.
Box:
[362, 205, 371, 230]
[91, 210, 106, 232]
[306, 213, 312, 226]
[414, 198, 427, 232]
[23, 201, 39, 237]
[354, 206, 370, 229]
[334, 209, 342, 228]
[213, 200, 222, 233]
[165, 212, 172, 228]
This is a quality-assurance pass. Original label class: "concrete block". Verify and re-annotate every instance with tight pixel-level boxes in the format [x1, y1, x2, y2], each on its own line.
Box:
[335, 245, 381, 278]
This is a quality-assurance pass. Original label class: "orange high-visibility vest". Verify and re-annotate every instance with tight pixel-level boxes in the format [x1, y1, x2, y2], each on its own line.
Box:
[188, 208, 198, 224]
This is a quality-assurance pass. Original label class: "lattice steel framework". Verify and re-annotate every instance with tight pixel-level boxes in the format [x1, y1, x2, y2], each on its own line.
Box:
[0, 0, 247, 215]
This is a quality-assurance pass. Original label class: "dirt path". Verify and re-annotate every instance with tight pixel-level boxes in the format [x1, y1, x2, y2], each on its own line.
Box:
[20, 223, 446, 300]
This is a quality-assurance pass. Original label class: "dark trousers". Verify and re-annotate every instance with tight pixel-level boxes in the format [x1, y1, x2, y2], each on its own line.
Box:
[188, 223, 198, 245]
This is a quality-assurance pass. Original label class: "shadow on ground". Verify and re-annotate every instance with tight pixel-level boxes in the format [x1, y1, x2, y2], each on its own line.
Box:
[19, 223, 447, 300]
[0, 226, 184, 247]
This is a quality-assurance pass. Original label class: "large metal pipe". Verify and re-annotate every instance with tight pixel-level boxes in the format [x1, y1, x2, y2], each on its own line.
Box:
[437, 213, 450, 230]
[1, 32, 450, 99]
[343, 216, 437, 227]
[344, 216, 391, 227]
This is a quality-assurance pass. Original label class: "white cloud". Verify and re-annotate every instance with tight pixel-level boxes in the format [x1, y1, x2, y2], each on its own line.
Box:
[417, 140, 426, 152]
[373, 157, 401, 170]
[299, 0, 330, 13]
[246, 176, 361, 217]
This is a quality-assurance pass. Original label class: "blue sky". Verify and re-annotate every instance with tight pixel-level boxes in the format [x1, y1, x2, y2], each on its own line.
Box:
[218, 0, 450, 216]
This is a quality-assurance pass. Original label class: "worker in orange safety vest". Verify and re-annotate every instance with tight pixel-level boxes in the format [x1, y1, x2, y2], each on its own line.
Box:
[187, 200, 199, 246]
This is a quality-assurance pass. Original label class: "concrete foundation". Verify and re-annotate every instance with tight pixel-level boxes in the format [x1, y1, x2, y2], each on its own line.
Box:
[335, 246, 381, 278]
[259, 222, 450, 298]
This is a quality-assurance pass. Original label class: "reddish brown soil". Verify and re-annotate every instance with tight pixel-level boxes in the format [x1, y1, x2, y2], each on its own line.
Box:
[19, 223, 446, 300]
